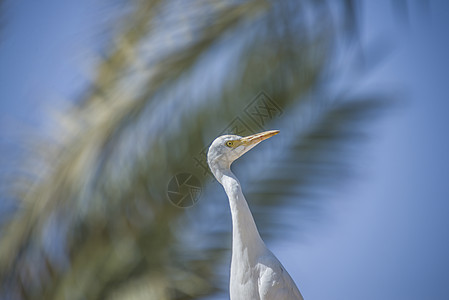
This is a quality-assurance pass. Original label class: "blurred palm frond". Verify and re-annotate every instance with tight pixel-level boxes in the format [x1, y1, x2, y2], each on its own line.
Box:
[0, 0, 393, 299]
[245, 96, 390, 239]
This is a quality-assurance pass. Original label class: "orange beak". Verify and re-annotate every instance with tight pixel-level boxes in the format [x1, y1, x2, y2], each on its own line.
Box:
[239, 130, 280, 146]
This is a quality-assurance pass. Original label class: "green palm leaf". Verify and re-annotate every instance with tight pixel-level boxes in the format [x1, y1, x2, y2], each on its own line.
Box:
[0, 1, 393, 299]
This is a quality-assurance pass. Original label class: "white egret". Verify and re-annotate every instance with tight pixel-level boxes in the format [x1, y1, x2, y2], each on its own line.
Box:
[207, 130, 304, 300]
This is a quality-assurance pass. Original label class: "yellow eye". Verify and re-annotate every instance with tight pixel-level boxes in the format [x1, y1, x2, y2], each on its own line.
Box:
[226, 141, 234, 147]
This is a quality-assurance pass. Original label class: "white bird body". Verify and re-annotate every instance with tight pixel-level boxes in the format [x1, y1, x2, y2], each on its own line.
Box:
[208, 131, 303, 300]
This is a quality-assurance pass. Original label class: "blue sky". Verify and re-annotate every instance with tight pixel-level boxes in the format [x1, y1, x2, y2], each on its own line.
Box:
[273, 1, 449, 299]
[1, 1, 449, 299]
[0, 0, 98, 127]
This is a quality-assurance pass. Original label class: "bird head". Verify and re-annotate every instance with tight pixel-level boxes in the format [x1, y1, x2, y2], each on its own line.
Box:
[207, 130, 280, 170]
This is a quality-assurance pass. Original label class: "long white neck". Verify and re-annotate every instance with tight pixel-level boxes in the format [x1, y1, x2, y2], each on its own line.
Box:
[211, 163, 265, 256]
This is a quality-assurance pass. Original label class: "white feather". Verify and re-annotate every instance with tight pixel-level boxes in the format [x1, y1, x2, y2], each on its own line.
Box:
[208, 133, 304, 300]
